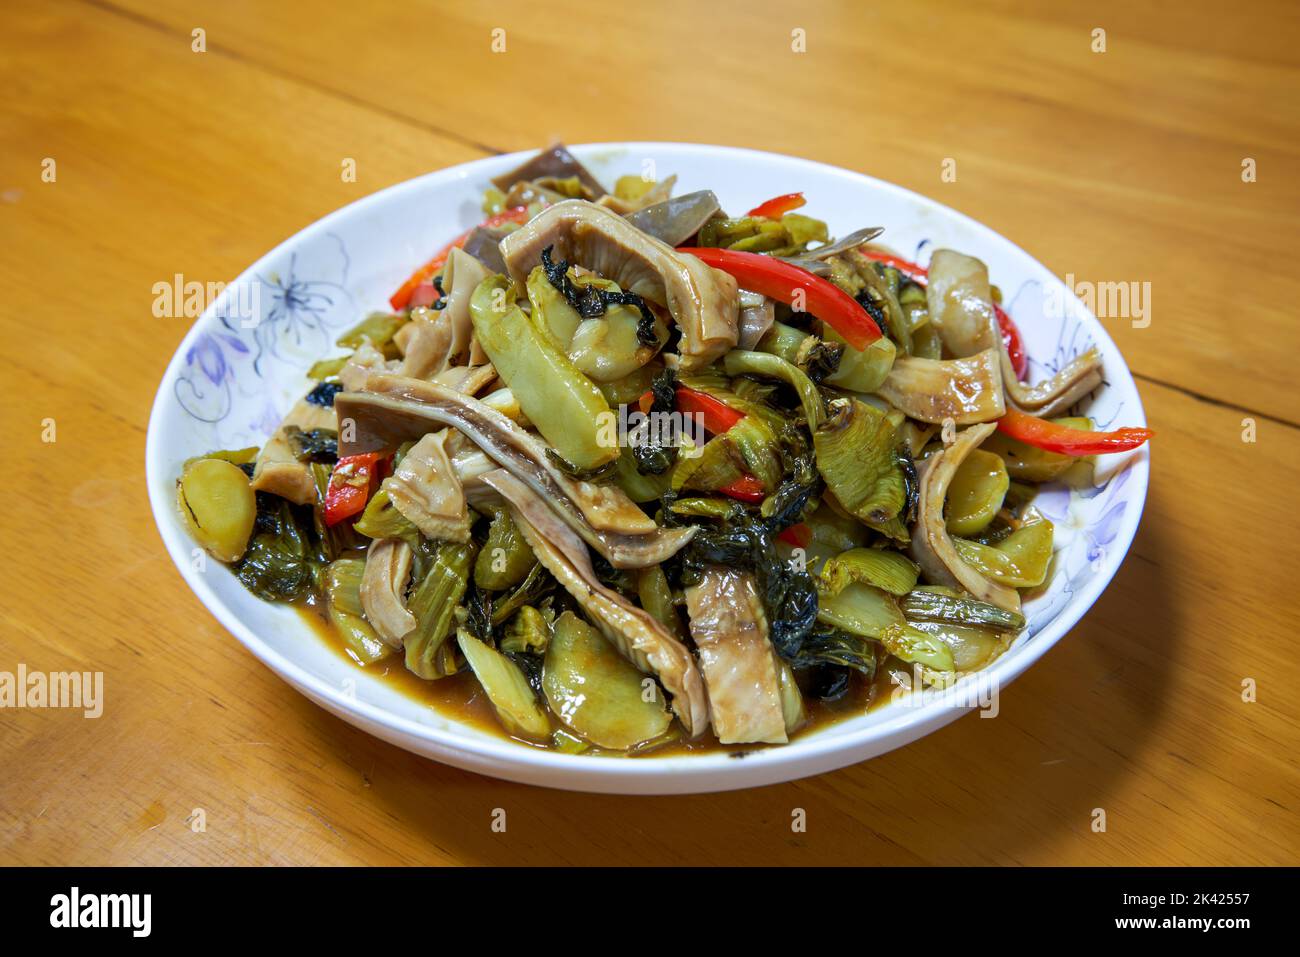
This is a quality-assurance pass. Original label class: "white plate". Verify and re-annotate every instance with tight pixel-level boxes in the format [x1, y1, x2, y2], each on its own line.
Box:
[146, 143, 1149, 794]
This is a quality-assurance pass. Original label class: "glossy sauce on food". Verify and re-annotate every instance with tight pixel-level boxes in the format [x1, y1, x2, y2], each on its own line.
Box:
[298, 606, 895, 756]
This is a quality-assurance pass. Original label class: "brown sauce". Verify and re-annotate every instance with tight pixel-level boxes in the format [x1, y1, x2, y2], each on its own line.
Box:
[297, 606, 896, 758]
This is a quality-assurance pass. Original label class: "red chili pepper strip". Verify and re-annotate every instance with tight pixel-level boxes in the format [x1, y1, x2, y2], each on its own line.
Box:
[996, 409, 1153, 456]
[746, 191, 806, 219]
[993, 304, 1029, 380]
[776, 523, 812, 548]
[718, 474, 766, 503]
[857, 249, 1029, 379]
[674, 385, 746, 435]
[679, 246, 881, 350]
[323, 453, 383, 526]
[389, 206, 531, 310]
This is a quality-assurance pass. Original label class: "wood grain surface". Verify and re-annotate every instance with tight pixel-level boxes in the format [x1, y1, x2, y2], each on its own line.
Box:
[1, 0, 1296, 865]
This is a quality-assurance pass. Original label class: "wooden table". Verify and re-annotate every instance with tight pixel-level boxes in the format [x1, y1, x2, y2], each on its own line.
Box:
[2, 0, 1297, 866]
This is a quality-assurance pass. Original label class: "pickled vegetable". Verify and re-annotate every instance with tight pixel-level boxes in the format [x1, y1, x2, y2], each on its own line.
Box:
[542, 612, 672, 750]
[456, 630, 551, 740]
[955, 517, 1055, 588]
[405, 541, 475, 679]
[474, 505, 535, 591]
[324, 557, 391, 665]
[945, 449, 1009, 536]
[470, 274, 617, 471]
[177, 458, 256, 563]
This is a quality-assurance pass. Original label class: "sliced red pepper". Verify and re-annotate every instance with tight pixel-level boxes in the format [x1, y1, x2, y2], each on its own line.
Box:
[857, 249, 1029, 379]
[674, 386, 746, 435]
[746, 191, 806, 219]
[776, 523, 812, 548]
[718, 474, 766, 503]
[679, 246, 881, 350]
[993, 304, 1029, 380]
[996, 409, 1153, 456]
[323, 452, 383, 527]
[388, 205, 531, 310]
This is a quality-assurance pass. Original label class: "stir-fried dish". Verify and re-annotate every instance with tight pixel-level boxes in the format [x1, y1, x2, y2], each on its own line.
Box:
[177, 144, 1152, 754]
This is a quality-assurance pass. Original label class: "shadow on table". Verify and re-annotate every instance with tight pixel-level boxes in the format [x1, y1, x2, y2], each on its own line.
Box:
[287, 501, 1179, 866]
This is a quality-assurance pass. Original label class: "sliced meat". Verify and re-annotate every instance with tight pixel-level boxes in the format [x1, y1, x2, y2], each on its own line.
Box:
[737, 290, 775, 350]
[685, 567, 788, 745]
[250, 398, 335, 505]
[1002, 348, 1103, 417]
[498, 200, 739, 372]
[339, 340, 394, 392]
[623, 189, 721, 245]
[430, 361, 497, 396]
[910, 424, 1021, 613]
[386, 430, 470, 543]
[360, 538, 416, 648]
[925, 248, 1001, 358]
[335, 374, 696, 568]
[440, 247, 490, 366]
[483, 468, 708, 737]
[397, 309, 453, 380]
[490, 142, 607, 197]
[925, 248, 1105, 417]
[876, 349, 1006, 425]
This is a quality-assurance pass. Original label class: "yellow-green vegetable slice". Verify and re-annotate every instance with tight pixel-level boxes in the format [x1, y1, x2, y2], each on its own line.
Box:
[817, 581, 955, 672]
[542, 612, 672, 750]
[177, 458, 256, 563]
[473, 505, 535, 591]
[324, 558, 391, 665]
[954, 518, 1054, 588]
[456, 630, 551, 741]
[470, 275, 617, 471]
[945, 449, 1010, 536]
[820, 548, 920, 597]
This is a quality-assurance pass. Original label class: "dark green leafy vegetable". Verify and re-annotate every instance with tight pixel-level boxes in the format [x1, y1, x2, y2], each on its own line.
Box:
[284, 426, 338, 464]
[540, 245, 658, 341]
[233, 496, 319, 602]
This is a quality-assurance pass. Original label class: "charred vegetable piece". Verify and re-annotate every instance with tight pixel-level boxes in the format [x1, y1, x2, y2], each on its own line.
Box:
[457, 629, 551, 741]
[542, 612, 672, 751]
[177, 458, 256, 563]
